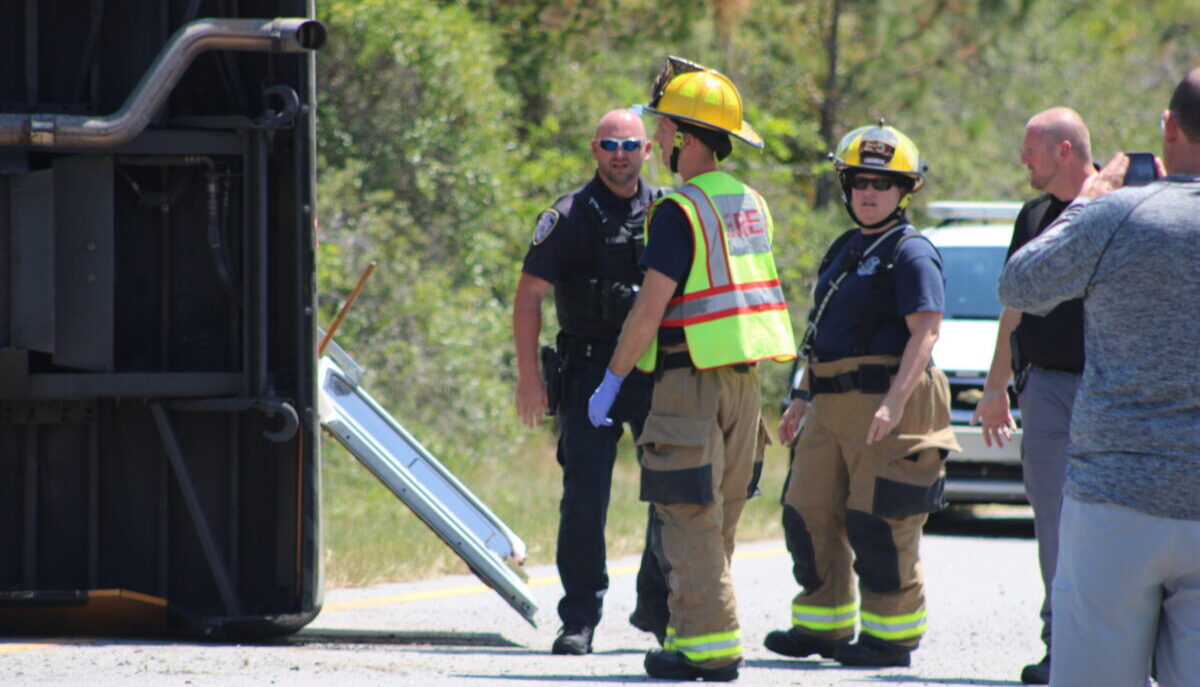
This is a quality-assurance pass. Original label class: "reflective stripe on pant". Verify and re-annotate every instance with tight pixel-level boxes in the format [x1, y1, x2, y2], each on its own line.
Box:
[782, 355, 957, 649]
[663, 627, 743, 662]
[638, 361, 767, 668]
[1017, 365, 1079, 650]
[791, 601, 857, 633]
[860, 607, 928, 642]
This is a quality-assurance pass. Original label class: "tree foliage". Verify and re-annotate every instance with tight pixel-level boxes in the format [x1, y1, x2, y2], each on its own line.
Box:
[315, 0, 1200, 475]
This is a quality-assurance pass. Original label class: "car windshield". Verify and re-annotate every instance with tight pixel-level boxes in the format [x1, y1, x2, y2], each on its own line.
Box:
[940, 245, 1005, 319]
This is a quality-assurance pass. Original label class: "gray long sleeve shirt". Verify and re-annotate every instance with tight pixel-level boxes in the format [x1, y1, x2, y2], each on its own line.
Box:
[998, 175, 1200, 520]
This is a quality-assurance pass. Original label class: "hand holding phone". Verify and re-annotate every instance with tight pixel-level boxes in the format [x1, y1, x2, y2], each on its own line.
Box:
[1123, 152, 1161, 186]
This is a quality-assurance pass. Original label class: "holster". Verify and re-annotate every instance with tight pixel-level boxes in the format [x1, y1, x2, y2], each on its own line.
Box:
[541, 345, 563, 416]
[1009, 328, 1029, 394]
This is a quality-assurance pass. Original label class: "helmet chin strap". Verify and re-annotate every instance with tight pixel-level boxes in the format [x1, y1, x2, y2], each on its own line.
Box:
[670, 131, 685, 174]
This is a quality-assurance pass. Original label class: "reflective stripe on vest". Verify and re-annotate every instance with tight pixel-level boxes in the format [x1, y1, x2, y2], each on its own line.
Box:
[636, 172, 796, 372]
[791, 601, 858, 632]
[674, 184, 731, 289]
[662, 280, 789, 327]
[860, 607, 927, 641]
[664, 626, 743, 662]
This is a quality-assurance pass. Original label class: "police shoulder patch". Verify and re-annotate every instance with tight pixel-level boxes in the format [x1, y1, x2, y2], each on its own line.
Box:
[532, 209, 560, 245]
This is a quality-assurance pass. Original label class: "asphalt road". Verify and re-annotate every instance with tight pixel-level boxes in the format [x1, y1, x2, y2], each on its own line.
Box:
[0, 510, 1043, 686]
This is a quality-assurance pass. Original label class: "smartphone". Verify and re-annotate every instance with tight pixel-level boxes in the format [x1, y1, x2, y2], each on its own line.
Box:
[1124, 152, 1160, 186]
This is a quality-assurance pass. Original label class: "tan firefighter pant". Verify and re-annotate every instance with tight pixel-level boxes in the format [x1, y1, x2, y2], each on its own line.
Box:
[636, 355, 769, 669]
[783, 355, 958, 650]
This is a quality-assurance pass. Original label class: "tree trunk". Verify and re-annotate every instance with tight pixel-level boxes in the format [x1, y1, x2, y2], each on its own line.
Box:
[814, 0, 842, 210]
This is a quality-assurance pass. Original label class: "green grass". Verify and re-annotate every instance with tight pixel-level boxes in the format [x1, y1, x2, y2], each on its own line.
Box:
[321, 408, 791, 588]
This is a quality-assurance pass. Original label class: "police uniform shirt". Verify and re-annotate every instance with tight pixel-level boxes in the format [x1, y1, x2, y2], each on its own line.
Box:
[1006, 193, 1085, 372]
[520, 174, 655, 285]
[638, 200, 692, 347]
[811, 227, 945, 362]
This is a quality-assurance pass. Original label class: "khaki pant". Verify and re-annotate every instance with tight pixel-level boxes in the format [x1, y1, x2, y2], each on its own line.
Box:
[783, 355, 958, 649]
[637, 359, 768, 668]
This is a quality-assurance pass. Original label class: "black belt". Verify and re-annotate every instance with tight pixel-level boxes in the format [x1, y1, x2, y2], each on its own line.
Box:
[558, 335, 616, 362]
[809, 364, 899, 395]
[1029, 362, 1084, 375]
[660, 351, 752, 374]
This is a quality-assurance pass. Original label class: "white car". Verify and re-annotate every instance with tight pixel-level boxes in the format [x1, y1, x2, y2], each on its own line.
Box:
[924, 201, 1025, 504]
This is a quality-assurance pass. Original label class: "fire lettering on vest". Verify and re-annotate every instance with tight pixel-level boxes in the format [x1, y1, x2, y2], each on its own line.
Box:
[724, 210, 765, 238]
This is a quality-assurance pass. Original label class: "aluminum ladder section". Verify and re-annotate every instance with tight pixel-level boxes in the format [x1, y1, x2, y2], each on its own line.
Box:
[317, 348, 538, 626]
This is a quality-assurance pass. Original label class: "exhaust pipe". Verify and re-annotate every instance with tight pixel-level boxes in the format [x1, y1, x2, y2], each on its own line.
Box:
[0, 18, 326, 149]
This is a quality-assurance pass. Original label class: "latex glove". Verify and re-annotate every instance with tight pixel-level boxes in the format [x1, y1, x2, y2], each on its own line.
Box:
[588, 368, 626, 427]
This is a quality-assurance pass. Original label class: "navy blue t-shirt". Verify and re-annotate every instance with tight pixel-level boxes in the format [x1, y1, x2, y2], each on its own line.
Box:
[638, 200, 692, 346]
[810, 226, 944, 361]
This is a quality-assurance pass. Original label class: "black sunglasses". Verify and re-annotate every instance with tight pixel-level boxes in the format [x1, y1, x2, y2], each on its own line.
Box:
[597, 138, 644, 152]
[849, 176, 900, 191]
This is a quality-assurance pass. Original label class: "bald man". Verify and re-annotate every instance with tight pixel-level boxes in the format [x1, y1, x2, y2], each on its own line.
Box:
[513, 109, 668, 654]
[998, 68, 1200, 687]
[971, 107, 1096, 684]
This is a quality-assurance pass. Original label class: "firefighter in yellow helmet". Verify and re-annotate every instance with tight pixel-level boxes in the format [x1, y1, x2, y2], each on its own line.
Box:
[765, 122, 959, 668]
[587, 57, 795, 681]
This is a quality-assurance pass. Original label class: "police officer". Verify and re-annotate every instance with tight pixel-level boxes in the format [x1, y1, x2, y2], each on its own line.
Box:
[588, 58, 796, 682]
[766, 123, 959, 668]
[513, 108, 666, 655]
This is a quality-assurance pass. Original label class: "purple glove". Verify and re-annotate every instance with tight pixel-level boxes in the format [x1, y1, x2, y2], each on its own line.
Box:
[588, 368, 626, 427]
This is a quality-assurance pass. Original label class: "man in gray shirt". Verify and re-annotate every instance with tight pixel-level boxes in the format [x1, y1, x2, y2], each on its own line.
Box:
[998, 68, 1200, 687]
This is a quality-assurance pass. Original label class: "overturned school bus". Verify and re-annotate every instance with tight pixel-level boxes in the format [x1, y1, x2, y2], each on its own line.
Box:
[0, 1, 534, 639]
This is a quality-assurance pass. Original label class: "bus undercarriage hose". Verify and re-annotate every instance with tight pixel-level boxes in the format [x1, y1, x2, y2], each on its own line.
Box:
[0, 17, 326, 149]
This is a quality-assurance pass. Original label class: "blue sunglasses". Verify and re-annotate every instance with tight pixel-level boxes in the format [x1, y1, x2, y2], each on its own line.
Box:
[597, 138, 644, 152]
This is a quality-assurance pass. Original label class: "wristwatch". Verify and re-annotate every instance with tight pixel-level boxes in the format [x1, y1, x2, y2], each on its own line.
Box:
[789, 387, 812, 402]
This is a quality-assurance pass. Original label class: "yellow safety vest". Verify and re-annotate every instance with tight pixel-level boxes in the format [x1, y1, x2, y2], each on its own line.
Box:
[637, 171, 796, 372]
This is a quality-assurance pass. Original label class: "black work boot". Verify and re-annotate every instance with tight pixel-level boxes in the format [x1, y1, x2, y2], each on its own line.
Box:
[644, 649, 740, 682]
[763, 627, 849, 659]
[551, 625, 594, 655]
[1020, 654, 1050, 684]
[629, 608, 667, 646]
[833, 635, 912, 667]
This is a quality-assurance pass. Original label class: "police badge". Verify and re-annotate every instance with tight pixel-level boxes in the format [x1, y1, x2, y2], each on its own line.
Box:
[532, 209, 560, 245]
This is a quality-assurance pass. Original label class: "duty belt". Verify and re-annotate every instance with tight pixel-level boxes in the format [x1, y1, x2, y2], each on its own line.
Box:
[809, 363, 899, 395]
[558, 334, 616, 362]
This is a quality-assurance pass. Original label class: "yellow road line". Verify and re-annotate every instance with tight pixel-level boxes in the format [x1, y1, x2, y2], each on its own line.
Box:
[325, 546, 787, 612]
[0, 641, 66, 655]
[325, 584, 492, 611]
